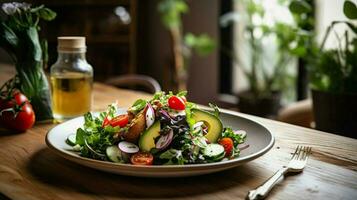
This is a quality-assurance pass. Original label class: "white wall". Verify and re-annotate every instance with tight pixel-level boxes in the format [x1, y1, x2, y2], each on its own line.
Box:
[316, 0, 357, 49]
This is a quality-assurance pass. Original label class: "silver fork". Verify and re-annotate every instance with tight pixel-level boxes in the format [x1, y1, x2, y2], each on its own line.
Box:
[247, 146, 312, 200]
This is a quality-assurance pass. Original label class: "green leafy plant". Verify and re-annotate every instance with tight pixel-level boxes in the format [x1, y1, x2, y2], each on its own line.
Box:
[157, 0, 215, 91]
[310, 0, 357, 94]
[288, 0, 316, 58]
[0, 3, 56, 120]
[221, 0, 307, 100]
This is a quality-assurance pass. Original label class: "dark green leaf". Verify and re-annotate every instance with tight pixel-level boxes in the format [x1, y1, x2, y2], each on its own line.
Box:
[289, 0, 312, 14]
[129, 99, 147, 114]
[159, 149, 177, 160]
[343, 0, 357, 20]
[38, 8, 56, 21]
[76, 128, 86, 145]
[30, 5, 44, 13]
[84, 112, 93, 123]
[159, 149, 186, 165]
[0, 22, 19, 59]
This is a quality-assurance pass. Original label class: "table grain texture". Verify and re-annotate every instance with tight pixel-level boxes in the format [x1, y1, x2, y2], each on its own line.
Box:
[0, 68, 356, 200]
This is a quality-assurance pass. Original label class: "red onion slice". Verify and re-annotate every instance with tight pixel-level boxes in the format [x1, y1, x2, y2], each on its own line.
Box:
[158, 109, 171, 119]
[145, 103, 155, 128]
[118, 141, 139, 154]
[155, 129, 173, 150]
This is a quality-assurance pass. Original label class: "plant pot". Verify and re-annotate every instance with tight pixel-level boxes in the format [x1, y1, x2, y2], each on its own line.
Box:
[311, 89, 357, 138]
[237, 91, 281, 118]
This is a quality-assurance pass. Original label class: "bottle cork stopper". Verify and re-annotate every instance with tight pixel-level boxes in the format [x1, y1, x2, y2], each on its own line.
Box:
[57, 36, 86, 52]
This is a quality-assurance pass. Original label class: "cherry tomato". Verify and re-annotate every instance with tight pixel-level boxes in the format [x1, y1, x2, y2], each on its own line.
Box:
[0, 91, 29, 110]
[102, 116, 111, 127]
[130, 152, 154, 165]
[13, 91, 29, 104]
[0, 101, 35, 132]
[110, 114, 129, 127]
[168, 96, 185, 110]
[219, 137, 234, 156]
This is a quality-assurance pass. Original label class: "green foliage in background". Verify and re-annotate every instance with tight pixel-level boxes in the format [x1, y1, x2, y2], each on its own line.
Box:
[158, 0, 188, 29]
[157, 0, 215, 60]
[309, 0, 357, 94]
[0, 3, 56, 120]
[221, 0, 310, 100]
[184, 33, 215, 56]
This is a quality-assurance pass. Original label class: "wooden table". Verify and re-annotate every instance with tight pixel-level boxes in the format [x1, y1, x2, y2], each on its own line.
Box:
[0, 83, 356, 200]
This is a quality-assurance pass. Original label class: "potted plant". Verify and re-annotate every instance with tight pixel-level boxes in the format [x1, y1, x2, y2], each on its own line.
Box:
[309, 0, 357, 137]
[221, 0, 305, 117]
[157, 0, 215, 92]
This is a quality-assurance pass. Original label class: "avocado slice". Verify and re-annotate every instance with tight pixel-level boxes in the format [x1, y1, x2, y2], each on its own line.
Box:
[192, 109, 223, 143]
[139, 121, 160, 152]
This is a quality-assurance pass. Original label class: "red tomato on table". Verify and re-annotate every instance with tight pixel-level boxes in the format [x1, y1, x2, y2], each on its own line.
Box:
[0, 91, 35, 132]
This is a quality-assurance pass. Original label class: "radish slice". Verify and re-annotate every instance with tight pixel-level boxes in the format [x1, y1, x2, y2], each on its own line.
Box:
[145, 103, 155, 129]
[193, 121, 204, 129]
[234, 130, 247, 138]
[156, 129, 173, 150]
[118, 141, 139, 154]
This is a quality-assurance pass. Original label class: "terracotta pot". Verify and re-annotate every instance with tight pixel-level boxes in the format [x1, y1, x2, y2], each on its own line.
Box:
[311, 89, 357, 138]
[238, 91, 281, 118]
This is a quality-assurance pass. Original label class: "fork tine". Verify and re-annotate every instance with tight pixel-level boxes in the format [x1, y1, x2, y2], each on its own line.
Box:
[297, 146, 305, 160]
[305, 147, 312, 160]
[291, 145, 300, 160]
[295, 146, 304, 160]
[301, 146, 308, 160]
[301, 146, 312, 161]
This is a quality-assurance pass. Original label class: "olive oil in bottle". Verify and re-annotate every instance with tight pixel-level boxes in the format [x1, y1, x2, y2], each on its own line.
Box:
[50, 37, 93, 121]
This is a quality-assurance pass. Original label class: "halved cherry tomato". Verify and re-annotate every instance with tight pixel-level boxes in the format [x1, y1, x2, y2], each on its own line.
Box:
[102, 116, 111, 127]
[131, 152, 154, 165]
[168, 96, 185, 110]
[109, 114, 129, 127]
[219, 137, 234, 156]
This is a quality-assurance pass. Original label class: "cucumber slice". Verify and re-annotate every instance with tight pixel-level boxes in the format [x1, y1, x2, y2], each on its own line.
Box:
[203, 144, 225, 159]
[66, 134, 76, 146]
[212, 152, 225, 161]
[106, 145, 124, 163]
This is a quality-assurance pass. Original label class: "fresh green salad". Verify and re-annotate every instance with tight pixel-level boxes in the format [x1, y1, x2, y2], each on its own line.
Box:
[66, 91, 248, 165]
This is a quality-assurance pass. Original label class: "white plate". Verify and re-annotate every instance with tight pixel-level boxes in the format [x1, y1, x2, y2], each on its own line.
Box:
[46, 109, 274, 177]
